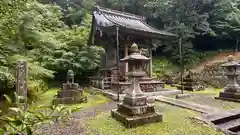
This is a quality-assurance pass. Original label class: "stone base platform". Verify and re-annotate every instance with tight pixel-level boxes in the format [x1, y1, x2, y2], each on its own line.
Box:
[111, 109, 162, 128]
[53, 96, 87, 104]
[199, 109, 240, 135]
[176, 85, 204, 91]
[215, 92, 240, 102]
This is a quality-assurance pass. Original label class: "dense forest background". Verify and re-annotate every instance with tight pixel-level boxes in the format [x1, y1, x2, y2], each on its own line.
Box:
[0, 0, 239, 98]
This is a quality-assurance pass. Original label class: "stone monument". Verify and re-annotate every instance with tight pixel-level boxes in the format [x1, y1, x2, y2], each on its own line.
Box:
[177, 70, 204, 91]
[16, 61, 28, 110]
[53, 70, 87, 104]
[111, 43, 162, 128]
[216, 55, 240, 102]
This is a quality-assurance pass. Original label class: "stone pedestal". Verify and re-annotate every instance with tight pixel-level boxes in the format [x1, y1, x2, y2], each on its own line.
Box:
[177, 71, 204, 91]
[111, 81, 162, 128]
[216, 55, 240, 102]
[111, 43, 162, 128]
[53, 83, 87, 104]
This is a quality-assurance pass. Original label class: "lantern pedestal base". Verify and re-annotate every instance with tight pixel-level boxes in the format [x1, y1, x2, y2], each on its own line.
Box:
[215, 92, 240, 103]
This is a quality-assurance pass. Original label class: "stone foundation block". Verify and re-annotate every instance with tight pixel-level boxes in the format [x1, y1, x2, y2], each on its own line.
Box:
[215, 92, 240, 102]
[117, 103, 155, 116]
[111, 109, 162, 128]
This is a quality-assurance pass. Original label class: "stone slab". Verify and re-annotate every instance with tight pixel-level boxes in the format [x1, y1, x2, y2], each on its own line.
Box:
[201, 109, 240, 122]
[111, 109, 162, 128]
[217, 118, 240, 130]
[117, 103, 155, 116]
[53, 96, 87, 105]
[57, 90, 82, 98]
[155, 95, 219, 114]
[175, 93, 195, 99]
[199, 109, 240, 135]
[215, 92, 240, 103]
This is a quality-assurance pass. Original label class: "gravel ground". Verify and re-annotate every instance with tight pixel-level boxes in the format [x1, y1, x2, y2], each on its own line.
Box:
[38, 101, 117, 135]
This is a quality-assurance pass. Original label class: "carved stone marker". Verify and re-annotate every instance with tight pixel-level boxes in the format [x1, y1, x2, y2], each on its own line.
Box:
[216, 55, 240, 102]
[111, 43, 162, 128]
[16, 61, 28, 110]
[53, 70, 87, 104]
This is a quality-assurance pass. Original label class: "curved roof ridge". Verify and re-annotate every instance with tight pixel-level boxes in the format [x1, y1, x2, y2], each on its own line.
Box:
[139, 20, 177, 37]
[94, 5, 144, 20]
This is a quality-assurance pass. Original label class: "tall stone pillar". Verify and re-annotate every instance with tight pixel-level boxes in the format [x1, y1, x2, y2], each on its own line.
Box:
[16, 61, 28, 110]
[148, 46, 152, 78]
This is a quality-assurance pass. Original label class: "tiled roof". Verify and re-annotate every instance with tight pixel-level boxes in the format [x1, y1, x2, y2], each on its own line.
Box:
[93, 6, 177, 37]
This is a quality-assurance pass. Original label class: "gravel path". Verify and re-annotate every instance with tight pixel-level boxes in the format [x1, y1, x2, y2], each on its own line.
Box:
[38, 101, 116, 135]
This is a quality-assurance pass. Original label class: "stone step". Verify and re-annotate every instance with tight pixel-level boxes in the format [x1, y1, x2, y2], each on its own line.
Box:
[215, 97, 240, 103]
[217, 118, 240, 130]
[229, 124, 240, 134]
[202, 109, 240, 123]
[235, 130, 240, 135]
[200, 109, 240, 135]
[212, 113, 240, 125]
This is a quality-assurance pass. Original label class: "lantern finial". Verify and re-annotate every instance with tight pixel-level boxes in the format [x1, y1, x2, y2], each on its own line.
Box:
[130, 43, 139, 53]
[227, 55, 235, 62]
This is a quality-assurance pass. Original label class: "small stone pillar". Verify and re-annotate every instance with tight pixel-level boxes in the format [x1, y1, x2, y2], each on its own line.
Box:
[111, 43, 162, 128]
[16, 61, 28, 110]
[216, 55, 240, 102]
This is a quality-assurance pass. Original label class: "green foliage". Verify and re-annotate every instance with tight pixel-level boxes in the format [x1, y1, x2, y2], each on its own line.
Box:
[1, 0, 240, 97]
[0, 0, 102, 95]
[211, 0, 240, 51]
[0, 94, 81, 135]
[152, 58, 179, 79]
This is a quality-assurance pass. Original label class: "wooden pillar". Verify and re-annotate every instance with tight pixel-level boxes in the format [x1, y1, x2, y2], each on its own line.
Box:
[105, 44, 108, 68]
[124, 44, 128, 74]
[116, 26, 120, 101]
[148, 45, 152, 78]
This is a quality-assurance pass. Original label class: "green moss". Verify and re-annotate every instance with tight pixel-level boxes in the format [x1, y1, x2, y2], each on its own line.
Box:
[165, 84, 177, 89]
[36, 88, 59, 105]
[71, 92, 109, 109]
[36, 88, 109, 109]
[86, 103, 223, 135]
[189, 88, 222, 95]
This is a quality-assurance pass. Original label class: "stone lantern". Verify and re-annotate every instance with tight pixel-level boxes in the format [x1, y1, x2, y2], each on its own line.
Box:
[216, 55, 240, 102]
[111, 43, 162, 128]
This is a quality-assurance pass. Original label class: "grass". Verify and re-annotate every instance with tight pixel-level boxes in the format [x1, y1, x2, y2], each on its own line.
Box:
[86, 103, 224, 135]
[189, 88, 222, 95]
[36, 87, 109, 110]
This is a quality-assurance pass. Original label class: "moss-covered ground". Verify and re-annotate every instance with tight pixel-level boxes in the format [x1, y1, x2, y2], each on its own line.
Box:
[1, 87, 236, 134]
[85, 103, 224, 135]
[36, 87, 109, 109]
[183, 88, 240, 110]
[165, 85, 240, 110]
